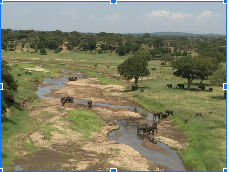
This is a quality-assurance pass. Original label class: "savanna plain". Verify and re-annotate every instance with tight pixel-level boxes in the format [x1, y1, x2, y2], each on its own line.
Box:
[1, 31, 226, 171]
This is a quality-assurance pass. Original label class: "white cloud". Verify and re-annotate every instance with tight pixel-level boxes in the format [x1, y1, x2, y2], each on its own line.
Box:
[142, 10, 192, 21]
[195, 10, 222, 24]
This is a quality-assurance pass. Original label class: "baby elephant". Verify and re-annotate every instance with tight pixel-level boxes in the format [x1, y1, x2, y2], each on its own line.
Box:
[198, 86, 205, 90]
[196, 112, 202, 117]
[165, 110, 174, 116]
[162, 113, 168, 119]
[165, 84, 172, 88]
[88, 100, 92, 108]
[62, 99, 67, 106]
[153, 112, 163, 120]
[184, 119, 188, 123]
[209, 88, 213, 92]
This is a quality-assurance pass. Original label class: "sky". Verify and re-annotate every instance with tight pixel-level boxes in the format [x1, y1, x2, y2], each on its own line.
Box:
[1, 2, 226, 34]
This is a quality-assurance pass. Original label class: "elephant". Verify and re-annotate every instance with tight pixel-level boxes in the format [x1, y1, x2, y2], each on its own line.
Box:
[196, 112, 202, 117]
[162, 113, 168, 119]
[184, 119, 188, 123]
[153, 112, 163, 120]
[137, 123, 147, 133]
[88, 100, 92, 107]
[176, 84, 184, 89]
[146, 123, 158, 135]
[209, 88, 213, 92]
[165, 84, 172, 88]
[165, 110, 174, 116]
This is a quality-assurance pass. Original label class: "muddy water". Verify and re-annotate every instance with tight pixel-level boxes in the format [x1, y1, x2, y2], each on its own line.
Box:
[16, 69, 185, 171]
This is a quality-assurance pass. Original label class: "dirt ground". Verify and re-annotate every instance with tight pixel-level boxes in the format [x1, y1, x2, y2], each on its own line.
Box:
[13, 67, 189, 171]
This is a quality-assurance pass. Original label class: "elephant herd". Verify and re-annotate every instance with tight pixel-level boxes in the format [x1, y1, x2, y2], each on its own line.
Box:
[68, 77, 77, 81]
[137, 110, 174, 137]
[61, 96, 74, 106]
[165, 84, 213, 92]
[60, 96, 93, 108]
[153, 110, 174, 120]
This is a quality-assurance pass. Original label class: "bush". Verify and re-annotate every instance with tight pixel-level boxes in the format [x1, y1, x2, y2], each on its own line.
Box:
[151, 68, 156, 70]
[161, 62, 166, 65]
[140, 88, 144, 92]
[40, 48, 47, 55]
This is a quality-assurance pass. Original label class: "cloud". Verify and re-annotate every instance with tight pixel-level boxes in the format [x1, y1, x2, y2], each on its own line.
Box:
[142, 10, 222, 27]
[142, 10, 192, 21]
[195, 10, 222, 24]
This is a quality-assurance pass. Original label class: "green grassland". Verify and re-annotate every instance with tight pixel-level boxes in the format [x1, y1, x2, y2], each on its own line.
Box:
[1, 50, 226, 171]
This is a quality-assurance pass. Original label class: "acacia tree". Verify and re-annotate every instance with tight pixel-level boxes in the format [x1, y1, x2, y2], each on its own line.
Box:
[194, 57, 218, 87]
[117, 50, 151, 88]
[171, 56, 216, 90]
[209, 68, 226, 99]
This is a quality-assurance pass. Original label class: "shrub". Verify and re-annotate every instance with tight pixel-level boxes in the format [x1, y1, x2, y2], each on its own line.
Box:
[40, 48, 47, 55]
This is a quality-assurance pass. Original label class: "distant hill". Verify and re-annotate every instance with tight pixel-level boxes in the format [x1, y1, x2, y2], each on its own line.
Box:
[124, 32, 226, 38]
[7, 29, 226, 38]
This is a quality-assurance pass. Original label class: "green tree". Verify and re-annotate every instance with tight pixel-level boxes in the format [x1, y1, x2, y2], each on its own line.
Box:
[116, 44, 126, 56]
[209, 68, 226, 99]
[160, 55, 174, 62]
[153, 37, 165, 48]
[171, 56, 215, 90]
[1, 60, 18, 115]
[40, 48, 47, 55]
[117, 50, 150, 88]
[46, 39, 59, 50]
[194, 57, 218, 86]
[142, 33, 150, 38]
[81, 35, 97, 51]
[130, 43, 140, 53]
[150, 48, 161, 59]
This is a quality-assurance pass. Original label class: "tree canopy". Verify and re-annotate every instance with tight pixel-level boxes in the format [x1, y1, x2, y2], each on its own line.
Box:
[1, 60, 18, 115]
[171, 56, 217, 89]
[117, 50, 150, 87]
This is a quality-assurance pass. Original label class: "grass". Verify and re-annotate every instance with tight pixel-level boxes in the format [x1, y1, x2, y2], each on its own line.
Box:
[128, 67, 226, 170]
[1, 62, 60, 170]
[59, 109, 105, 138]
[23, 142, 40, 152]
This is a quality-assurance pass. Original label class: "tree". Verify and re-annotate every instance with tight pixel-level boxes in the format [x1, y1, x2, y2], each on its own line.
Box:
[116, 44, 126, 56]
[143, 33, 150, 38]
[117, 50, 150, 88]
[194, 57, 218, 86]
[200, 51, 226, 64]
[171, 56, 215, 90]
[130, 43, 140, 53]
[46, 39, 59, 50]
[40, 48, 47, 55]
[1, 60, 18, 115]
[209, 68, 226, 99]
[153, 37, 165, 48]
[150, 48, 161, 59]
[81, 35, 96, 51]
[160, 55, 174, 63]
